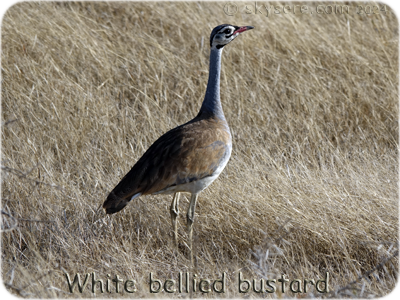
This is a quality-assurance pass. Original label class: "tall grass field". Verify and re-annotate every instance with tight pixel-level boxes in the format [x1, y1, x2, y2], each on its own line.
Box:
[1, 1, 398, 298]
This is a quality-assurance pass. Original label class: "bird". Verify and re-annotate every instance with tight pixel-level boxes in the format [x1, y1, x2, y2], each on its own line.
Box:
[103, 24, 254, 262]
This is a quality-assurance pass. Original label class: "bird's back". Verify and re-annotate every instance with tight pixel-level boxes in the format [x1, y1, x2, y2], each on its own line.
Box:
[103, 112, 231, 214]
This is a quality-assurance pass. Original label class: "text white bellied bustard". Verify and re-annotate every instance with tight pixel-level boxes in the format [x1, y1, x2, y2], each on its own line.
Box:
[103, 24, 254, 262]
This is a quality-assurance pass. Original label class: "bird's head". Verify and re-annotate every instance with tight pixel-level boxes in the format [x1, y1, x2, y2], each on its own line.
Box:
[210, 24, 254, 50]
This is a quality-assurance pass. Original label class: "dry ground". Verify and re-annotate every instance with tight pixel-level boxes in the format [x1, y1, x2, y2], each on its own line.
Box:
[1, 1, 399, 298]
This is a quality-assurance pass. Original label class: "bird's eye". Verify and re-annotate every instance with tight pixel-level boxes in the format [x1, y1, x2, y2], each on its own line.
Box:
[224, 29, 232, 34]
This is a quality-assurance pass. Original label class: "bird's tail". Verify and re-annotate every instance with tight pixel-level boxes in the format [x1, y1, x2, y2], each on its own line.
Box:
[103, 191, 141, 214]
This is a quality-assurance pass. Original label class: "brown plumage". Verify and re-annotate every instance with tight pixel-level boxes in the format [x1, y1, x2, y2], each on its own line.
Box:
[103, 112, 231, 214]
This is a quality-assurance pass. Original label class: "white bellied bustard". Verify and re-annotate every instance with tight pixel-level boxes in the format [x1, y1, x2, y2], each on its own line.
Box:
[103, 24, 254, 262]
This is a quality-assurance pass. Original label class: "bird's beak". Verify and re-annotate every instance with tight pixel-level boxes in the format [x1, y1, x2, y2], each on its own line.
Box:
[234, 26, 254, 34]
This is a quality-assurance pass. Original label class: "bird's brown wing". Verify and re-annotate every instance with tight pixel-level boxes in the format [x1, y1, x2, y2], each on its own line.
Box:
[103, 116, 231, 214]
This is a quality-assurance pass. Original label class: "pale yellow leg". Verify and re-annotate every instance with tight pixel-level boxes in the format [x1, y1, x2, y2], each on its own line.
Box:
[170, 192, 180, 248]
[187, 193, 198, 264]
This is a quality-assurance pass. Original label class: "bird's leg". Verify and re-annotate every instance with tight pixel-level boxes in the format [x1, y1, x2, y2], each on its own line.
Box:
[170, 192, 180, 248]
[187, 193, 198, 264]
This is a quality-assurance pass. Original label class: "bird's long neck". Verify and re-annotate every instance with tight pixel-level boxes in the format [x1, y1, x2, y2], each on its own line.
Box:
[199, 47, 225, 120]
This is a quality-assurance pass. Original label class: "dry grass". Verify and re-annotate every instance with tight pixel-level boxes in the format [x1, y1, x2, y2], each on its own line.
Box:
[1, 1, 398, 298]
